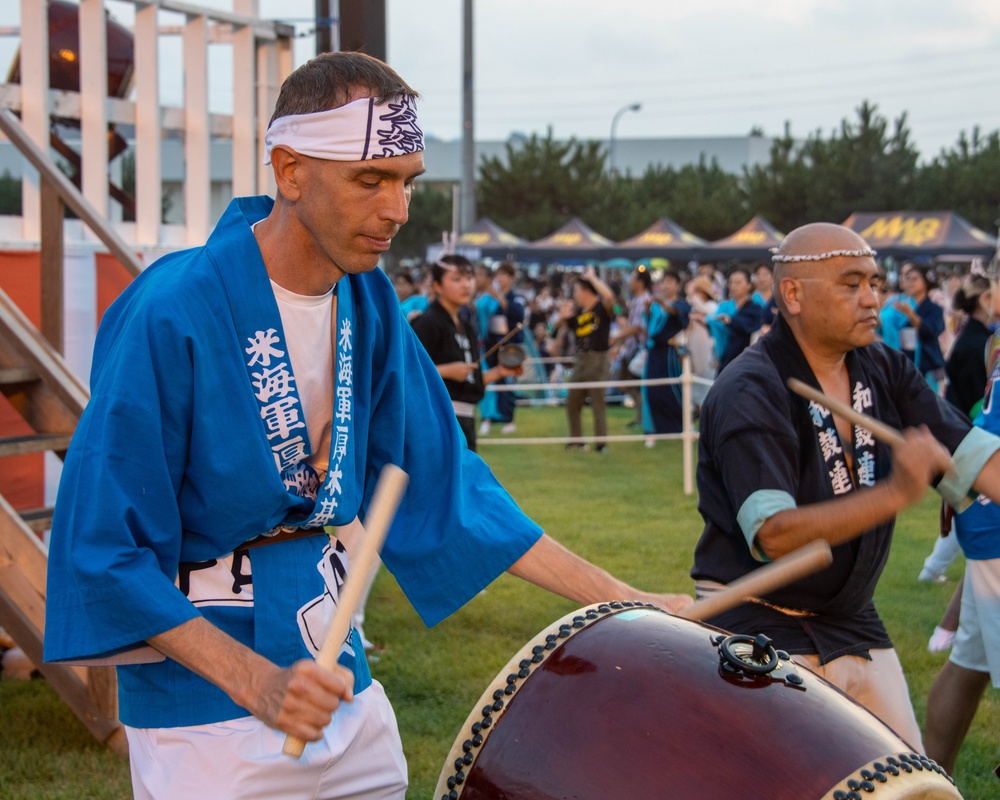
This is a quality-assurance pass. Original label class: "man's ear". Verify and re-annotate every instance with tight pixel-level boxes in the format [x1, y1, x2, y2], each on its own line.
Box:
[779, 276, 802, 316]
[269, 147, 304, 202]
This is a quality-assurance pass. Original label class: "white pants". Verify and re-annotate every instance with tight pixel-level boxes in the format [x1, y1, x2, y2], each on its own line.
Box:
[951, 557, 1000, 687]
[125, 681, 407, 800]
[921, 528, 962, 579]
[792, 648, 924, 754]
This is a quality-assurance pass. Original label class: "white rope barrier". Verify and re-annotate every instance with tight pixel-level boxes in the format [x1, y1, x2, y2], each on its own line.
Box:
[478, 433, 691, 445]
[479, 354, 708, 496]
[487, 376, 679, 392]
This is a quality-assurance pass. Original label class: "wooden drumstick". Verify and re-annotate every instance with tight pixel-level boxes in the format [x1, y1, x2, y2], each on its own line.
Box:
[681, 539, 833, 622]
[787, 377, 969, 509]
[475, 322, 524, 366]
[786, 378, 905, 447]
[282, 464, 409, 758]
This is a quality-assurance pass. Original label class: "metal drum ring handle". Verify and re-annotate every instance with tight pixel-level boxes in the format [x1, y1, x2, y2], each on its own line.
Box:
[718, 633, 780, 676]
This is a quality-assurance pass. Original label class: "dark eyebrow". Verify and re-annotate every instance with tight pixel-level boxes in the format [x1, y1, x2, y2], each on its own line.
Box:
[351, 164, 426, 181]
[838, 268, 876, 281]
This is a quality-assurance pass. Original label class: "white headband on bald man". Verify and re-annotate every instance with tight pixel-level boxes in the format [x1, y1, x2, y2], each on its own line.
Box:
[263, 95, 424, 165]
[771, 247, 877, 263]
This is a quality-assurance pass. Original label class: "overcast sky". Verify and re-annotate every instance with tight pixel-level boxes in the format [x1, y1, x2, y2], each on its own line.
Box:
[382, 0, 1000, 161]
[3, 0, 999, 161]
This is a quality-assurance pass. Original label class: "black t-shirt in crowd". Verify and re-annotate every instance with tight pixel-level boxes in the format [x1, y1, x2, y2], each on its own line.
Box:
[411, 301, 485, 404]
[570, 301, 611, 353]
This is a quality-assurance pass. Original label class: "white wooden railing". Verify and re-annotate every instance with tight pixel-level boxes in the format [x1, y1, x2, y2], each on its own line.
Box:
[0, 0, 294, 250]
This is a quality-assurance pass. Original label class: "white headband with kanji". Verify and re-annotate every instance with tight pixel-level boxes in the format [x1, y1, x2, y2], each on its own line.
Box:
[263, 95, 424, 165]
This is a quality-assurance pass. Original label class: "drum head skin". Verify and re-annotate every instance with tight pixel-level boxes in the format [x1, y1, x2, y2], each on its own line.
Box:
[436, 603, 962, 800]
[498, 345, 525, 369]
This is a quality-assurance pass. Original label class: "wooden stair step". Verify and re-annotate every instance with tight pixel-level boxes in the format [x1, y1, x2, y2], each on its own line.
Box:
[18, 506, 54, 533]
[0, 433, 74, 456]
[0, 367, 39, 386]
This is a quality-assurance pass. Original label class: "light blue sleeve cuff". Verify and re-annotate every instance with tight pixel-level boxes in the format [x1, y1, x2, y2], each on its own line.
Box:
[736, 489, 798, 563]
[940, 427, 1000, 510]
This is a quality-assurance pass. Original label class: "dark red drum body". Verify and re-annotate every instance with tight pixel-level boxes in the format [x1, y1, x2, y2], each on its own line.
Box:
[436, 603, 961, 800]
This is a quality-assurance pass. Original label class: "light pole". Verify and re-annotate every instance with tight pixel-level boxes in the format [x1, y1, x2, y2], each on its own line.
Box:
[609, 102, 641, 176]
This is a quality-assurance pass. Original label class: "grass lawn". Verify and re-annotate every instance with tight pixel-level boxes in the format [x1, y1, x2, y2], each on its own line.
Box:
[1, 405, 997, 798]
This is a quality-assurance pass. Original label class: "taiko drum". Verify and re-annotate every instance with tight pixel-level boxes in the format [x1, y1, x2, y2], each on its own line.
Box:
[436, 602, 962, 800]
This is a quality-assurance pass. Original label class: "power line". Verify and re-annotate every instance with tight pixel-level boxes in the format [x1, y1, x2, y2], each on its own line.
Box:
[421, 44, 1000, 99]
[428, 75, 999, 127]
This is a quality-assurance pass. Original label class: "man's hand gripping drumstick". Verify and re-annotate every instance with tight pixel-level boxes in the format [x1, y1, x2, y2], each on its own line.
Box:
[786, 378, 970, 511]
[730, 378, 959, 561]
[283, 465, 409, 758]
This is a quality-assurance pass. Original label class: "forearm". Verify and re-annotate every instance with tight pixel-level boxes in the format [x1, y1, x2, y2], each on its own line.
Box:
[507, 534, 633, 605]
[148, 616, 277, 712]
[437, 362, 471, 381]
[755, 482, 908, 559]
[483, 366, 516, 385]
[508, 534, 693, 613]
[148, 615, 353, 738]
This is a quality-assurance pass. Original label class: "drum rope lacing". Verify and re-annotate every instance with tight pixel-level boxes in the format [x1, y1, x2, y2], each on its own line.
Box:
[824, 753, 956, 799]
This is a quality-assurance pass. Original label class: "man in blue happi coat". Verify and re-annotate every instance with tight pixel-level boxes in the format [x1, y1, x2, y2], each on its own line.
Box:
[43, 52, 691, 799]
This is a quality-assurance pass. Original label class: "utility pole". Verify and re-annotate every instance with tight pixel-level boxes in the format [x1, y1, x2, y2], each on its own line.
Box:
[314, 0, 333, 54]
[339, 0, 386, 61]
[459, 0, 476, 232]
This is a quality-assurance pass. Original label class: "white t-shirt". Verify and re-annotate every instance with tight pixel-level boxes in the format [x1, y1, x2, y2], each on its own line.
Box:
[270, 279, 335, 476]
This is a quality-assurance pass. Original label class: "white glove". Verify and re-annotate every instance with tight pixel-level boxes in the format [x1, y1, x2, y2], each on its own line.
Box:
[928, 626, 956, 653]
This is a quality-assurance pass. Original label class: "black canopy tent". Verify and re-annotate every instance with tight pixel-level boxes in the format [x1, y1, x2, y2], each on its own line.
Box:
[843, 211, 998, 259]
[605, 217, 708, 262]
[453, 217, 527, 260]
[424, 217, 527, 262]
[702, 215, 785, 261]
[517, 217, 613, 263]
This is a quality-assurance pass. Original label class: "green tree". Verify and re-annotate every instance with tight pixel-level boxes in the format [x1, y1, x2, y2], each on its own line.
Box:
[745, 101, 920, 231]
[118, 150, 174, 223]
[914, 128, 1000, 234]
[666, 158, 748, 240]
[390, 183, 452, 263]
[0, 169, 21, 215]
[741, 132, 811, 234]
[477, 129, 609, 241]
[596, 159, 746, 242]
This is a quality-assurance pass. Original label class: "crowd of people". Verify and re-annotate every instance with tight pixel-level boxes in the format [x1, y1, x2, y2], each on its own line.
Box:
[395, 254, 993, 446]
[394, 256, 795, 446]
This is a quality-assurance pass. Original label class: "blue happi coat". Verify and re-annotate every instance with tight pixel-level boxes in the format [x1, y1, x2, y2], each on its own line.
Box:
[44, 196, 543, 727]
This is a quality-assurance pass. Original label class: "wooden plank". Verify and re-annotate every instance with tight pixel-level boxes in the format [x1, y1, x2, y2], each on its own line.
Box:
[183, 14, 210, 245]
[0, 308, 80, 436]
[18, 0, 48, 243]
[79, 0, 110, 221]
[0, 584, 121, 746]
[0, 493, 48, 630]
[134, 2, 162, 246]
[18, 507, 53, 533]
[0, 109, 142, 278]
[13, 382, 80, 439]
[0, 485, 124, 752]
[256, 41, 281, 197]
[87, 662, 119, 720]
[39, 180, 65, 354]
[232, 0, 258, 198]
[0, 367, 37, 386]
[0, 433, 74, 457]
[0, 287, 89, 417]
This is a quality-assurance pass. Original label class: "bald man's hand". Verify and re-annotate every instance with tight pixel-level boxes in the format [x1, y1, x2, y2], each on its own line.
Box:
[884, 425, 956, 508]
